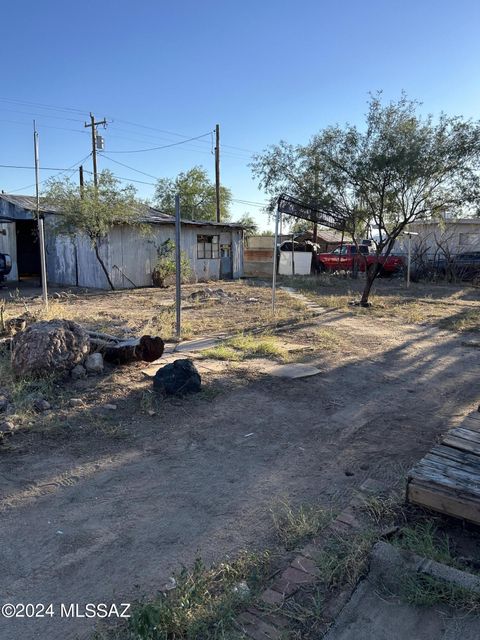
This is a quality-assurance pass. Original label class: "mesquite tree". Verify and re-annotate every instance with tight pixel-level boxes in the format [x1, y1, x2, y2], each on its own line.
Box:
[251, 93, 480, 305]
[45, 170, 146, 290]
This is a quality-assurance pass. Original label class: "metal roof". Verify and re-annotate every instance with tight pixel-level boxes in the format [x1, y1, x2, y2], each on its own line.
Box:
[0, 194, 244, 229]
[0, 193, 58, 213]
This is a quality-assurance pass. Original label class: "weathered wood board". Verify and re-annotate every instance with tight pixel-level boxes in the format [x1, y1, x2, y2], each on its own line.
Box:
[407, 411, 480, 525]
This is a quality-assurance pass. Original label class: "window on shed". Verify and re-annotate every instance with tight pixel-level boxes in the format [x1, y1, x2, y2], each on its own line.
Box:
[197, 234, 219, 259]
[459, 232, 480, 247]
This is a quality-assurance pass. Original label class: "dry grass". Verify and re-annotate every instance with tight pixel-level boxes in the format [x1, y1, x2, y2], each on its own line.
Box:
[2, 283, 311, 343]
[438, 309, 480, 333]
[202, 333, 289, 362]
[315, 530, 377, 588]
[281, 275, 480, 329]
[271, 501, 333, 551]
[313, 327, 345, 350]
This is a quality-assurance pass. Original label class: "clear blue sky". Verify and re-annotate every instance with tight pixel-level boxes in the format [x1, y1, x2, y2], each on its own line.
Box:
[1, 0, 480, 230]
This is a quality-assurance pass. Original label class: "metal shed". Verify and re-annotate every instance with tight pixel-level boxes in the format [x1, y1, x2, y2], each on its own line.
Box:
[0, 193, 244, 289]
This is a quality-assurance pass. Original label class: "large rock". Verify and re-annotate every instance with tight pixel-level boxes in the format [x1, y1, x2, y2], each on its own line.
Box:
[153, 359, 201, 395]
[11, 320, 89, 378]
[85, 353, 104, 374]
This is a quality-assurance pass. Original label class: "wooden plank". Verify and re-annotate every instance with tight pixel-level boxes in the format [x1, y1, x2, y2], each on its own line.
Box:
[408, 481, 480, 525]
[427, 445, 480, 471]
[409, 462, 480, 495]
[444, 427, 480, 445]
[443, 435, 480, 456]
[462, 416, 480, 432]
[418, 460, 480, 490]
[421, 454, 480, 480]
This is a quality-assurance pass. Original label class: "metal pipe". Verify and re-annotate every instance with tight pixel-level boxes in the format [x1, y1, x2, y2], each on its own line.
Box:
[175, 194, 181, 339]
[291, 233, 295, 276]
[407, 234, 412, 288]
[33, 121, 48, 309]
[272, 205, 280, 313]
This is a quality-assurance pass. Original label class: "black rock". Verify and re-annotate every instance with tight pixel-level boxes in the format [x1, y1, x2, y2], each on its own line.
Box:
[153, 359, 201, 395]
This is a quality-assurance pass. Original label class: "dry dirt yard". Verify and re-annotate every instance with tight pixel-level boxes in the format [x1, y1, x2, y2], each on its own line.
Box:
[0, 278, 479, 639]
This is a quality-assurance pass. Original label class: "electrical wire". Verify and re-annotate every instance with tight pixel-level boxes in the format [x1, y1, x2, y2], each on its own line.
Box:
[7, 153, 92, 193]
[105, 131, 213, 154]
[0, 97, 88, 116]
[98, 154, 159, 180]
[0, 163, 82, 171]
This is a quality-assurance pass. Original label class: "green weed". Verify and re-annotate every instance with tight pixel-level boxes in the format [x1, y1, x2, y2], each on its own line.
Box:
[315, 531, 376, 588]
[127, 552, 271, 639]
[392, 522, 455, 566]
[400, 573, 480, 613]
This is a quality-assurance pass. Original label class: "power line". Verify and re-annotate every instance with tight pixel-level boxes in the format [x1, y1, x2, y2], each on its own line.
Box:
[98, 153, 159, 180]
[0, 163, 82, 171]
[106, 131, 212, 154]
[7, 153, 92, 193]
[83, 168, 155, 187]
[0, 97, 88, 116]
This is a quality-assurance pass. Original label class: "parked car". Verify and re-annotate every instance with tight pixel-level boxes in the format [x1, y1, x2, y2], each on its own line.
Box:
[0, 253, 11, 284]
[428, 252, 480, 283]
[314, 243, 404, 276]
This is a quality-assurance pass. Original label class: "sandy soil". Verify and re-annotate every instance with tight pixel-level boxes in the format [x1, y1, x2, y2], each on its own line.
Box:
[0, 284, 479, 639]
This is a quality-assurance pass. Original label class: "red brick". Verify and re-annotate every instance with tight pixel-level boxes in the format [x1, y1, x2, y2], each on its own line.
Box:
[290, 555, 320, 576]
[271, 566, 316, 596]
[237, 610, 282, 639]
[261, 588, 284, 606]
[336, 510, 362, 530]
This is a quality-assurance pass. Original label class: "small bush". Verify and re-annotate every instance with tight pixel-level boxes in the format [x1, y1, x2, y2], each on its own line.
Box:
[152, 239, 192, 288]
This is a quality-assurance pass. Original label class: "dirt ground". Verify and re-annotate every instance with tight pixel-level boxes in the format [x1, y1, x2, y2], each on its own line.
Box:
[0, 278, 479, 639]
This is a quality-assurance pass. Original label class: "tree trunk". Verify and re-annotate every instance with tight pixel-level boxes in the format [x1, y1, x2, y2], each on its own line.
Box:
[360, 264, 379, 306]
[93, 242, 115, 291]
[87, 332, 164, 364]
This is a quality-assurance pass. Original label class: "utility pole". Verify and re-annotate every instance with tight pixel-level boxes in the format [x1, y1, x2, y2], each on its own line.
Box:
[79, 165, 84, 194]
[84, 113, 106, 187]
[215, 124, 221, 223]
[33, 121, 48, 309]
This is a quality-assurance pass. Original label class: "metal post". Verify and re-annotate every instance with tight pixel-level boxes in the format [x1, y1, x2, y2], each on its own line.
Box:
[407, 234, 412, 288]
[291, 233, 295, 276]
[33, 121, 48, 309]
[175, 194, 182, 339]
[272, 206, 280, 313]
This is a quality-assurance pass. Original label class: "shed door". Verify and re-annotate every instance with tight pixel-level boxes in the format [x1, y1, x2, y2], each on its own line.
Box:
[220, 243, 232, 279]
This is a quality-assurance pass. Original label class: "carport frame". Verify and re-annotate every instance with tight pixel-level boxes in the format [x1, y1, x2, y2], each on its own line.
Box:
[272, 194, 348, 312]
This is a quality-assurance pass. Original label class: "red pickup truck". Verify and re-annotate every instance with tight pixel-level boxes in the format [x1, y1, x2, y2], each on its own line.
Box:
[314, 244, 404, 276]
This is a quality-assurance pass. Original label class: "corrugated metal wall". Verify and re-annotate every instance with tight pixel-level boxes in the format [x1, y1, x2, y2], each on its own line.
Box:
[48, 223, 243, 289]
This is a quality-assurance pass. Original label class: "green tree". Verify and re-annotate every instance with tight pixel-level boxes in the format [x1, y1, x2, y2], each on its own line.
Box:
[45, 170, 146, 290]
[154, 166, 231, 221]
[252, 93, 480, 305]
[235, 213, 258, 237]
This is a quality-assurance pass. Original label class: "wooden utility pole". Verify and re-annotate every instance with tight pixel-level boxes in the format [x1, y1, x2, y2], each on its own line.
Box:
[79, 165, 84, 194]
[84, 113, 106, 187]
[215, 124, 221, 222]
